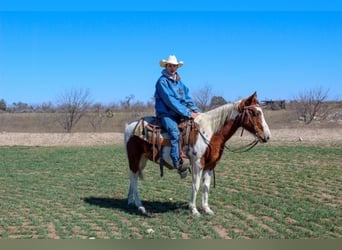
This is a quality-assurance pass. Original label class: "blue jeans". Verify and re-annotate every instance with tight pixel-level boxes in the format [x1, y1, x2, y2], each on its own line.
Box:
[159, 115, 180, 168]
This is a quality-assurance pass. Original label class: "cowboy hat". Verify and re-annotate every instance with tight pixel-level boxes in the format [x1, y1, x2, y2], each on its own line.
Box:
[160, 55, 184, 68]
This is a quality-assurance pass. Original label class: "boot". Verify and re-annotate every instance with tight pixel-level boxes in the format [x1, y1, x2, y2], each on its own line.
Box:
[176, 158, 189, 179]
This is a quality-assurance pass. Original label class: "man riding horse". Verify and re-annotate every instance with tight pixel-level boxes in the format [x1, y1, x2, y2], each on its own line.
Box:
[125, 55, 271, 216]
[154, 55, 200, 178]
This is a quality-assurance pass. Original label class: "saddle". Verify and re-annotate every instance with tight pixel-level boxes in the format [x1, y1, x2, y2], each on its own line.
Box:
[132, 116, 198, 176]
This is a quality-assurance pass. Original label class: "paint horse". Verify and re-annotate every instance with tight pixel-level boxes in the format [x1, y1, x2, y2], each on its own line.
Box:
[124, 92, 271, 216]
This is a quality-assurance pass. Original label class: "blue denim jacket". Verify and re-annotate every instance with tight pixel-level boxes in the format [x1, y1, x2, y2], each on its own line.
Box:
[154, 69, 200, 119]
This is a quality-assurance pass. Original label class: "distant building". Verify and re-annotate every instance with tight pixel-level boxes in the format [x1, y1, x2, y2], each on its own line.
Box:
[261, 100, 286, 110]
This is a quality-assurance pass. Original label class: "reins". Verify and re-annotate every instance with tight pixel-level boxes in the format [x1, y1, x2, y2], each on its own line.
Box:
[198, 105, 261, 188]
[198, 129, 259, 154]
[199, 105, 260, 154]
[223, 139, 258, 153]
[223, 104, 261, 152]
[198, 128, 258, 189]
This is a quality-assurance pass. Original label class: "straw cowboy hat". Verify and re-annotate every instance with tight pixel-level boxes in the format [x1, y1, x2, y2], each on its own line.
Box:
[160, 55, 184, 68]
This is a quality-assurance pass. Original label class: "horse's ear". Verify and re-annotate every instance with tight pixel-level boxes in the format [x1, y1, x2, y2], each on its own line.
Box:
[250, 91, 257, 101]
[245, 92, 258, 106]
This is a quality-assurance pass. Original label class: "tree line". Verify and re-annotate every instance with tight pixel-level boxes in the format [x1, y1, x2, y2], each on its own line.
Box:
[0, 86, 229, 114]
[1, 86, 338, 132]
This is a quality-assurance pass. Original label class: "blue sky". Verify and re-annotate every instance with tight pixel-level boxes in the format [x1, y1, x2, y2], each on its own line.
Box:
[1, 1, 342, 105]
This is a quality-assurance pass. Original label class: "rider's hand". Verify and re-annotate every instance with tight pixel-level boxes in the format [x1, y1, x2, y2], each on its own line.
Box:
[191, 112, 199, 119]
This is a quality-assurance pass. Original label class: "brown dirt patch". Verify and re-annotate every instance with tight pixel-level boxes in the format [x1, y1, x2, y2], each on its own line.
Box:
[229, 127, 342, 147]
[0, 128, 341, 147]
[0, 132, 123, 147]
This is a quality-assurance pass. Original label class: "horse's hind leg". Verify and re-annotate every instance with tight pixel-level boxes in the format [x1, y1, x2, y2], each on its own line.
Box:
[127, 171, 140, 206]
[128, 170, 146, 214]
[127, 150, 148, 214]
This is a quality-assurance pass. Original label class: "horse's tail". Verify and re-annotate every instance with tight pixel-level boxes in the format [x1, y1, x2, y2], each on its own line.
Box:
[124, 122, 132, 145]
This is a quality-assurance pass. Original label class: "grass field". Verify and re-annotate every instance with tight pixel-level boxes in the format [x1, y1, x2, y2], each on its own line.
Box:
[0, 145, 341, 239]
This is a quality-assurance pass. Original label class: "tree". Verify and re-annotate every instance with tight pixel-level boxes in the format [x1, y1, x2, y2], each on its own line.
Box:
[193, 85, 213, 112]
[32, 102, 55, 113]
[120, 95, 134, 110]
[0, 99, 6, 111]
[294, 87, 329, 124]
[57, 88, 92, 132]
[209, 96, 227, 109]
[87, 103, 107, 132]
[12, 101, 31, 112]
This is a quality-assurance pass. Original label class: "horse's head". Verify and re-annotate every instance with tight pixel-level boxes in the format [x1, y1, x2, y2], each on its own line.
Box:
[238, 92, 271, 142]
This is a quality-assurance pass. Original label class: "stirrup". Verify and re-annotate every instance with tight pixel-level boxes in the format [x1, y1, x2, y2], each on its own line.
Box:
[177, 159, 189, 179]
[177, 167, 188, 179]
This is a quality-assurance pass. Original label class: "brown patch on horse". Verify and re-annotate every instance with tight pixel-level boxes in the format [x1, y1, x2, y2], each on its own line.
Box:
[126, 136, 155, 173]
[201, 118, 239, 171]
[201, 134, 224, 171]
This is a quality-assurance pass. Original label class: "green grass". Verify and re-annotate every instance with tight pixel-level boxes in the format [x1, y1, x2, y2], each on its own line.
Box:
[0, 145, 341, 239]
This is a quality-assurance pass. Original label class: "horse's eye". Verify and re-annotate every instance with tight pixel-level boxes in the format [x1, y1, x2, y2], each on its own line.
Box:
[252, 110, 259, 117]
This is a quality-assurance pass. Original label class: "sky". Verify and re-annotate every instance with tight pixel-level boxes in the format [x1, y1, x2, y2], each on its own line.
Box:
[1, 1, 342, 105]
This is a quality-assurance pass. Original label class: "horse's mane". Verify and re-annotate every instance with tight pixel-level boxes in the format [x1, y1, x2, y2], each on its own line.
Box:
[195, 100, 241, 133]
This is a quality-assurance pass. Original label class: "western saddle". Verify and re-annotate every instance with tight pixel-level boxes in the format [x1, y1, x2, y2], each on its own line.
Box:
[132, 116, 198, 176]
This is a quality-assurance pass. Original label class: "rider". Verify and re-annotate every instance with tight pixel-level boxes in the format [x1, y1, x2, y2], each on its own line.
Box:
[154, 55, 200, 178]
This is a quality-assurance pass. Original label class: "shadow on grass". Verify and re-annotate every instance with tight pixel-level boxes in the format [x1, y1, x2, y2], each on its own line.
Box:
[83, 196, 187, 217]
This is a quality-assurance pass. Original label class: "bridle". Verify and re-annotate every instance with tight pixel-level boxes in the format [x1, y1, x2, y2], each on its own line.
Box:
[240, 105, 264, 140]
[198, 104, 264, 153]
[223, 104, 262, 153]
[197, 103, 263, 188]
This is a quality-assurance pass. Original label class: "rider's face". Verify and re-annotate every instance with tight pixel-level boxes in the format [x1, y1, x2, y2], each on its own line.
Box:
[166, 64, 178, 75]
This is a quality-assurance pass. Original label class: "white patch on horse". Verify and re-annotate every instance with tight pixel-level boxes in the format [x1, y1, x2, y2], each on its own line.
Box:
[195, 102, 239, 134]
[256, 106, 272, 140]
[124, 121, 137, 143]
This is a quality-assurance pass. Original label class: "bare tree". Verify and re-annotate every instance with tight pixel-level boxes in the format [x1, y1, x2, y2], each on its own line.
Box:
[57, 88, 92, 132]
[38, 102, 55, 113]
[209, 95, 227, 109]
[294, 87, 329, 124]
[193, 85, 213, 112]
[120, 94, 134, 110]
[11, 101, 32, 112]
[88, 103, 106, 132]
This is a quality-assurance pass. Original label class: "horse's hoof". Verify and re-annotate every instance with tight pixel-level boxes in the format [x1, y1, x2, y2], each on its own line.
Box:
[191, 209, 201, 217]
[203, 207, 215, 216]
[192, 212, 201, 217]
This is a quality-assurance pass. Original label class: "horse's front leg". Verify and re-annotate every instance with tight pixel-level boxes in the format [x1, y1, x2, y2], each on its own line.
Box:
[189, 161, 202, 217]
[202, 169, 215, 216]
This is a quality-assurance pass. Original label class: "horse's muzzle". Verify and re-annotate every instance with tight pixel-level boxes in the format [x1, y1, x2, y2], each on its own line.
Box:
[258, 134, 271, 143]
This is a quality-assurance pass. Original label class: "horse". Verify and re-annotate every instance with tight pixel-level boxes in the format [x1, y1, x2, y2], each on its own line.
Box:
[124, 92, 271, 216]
